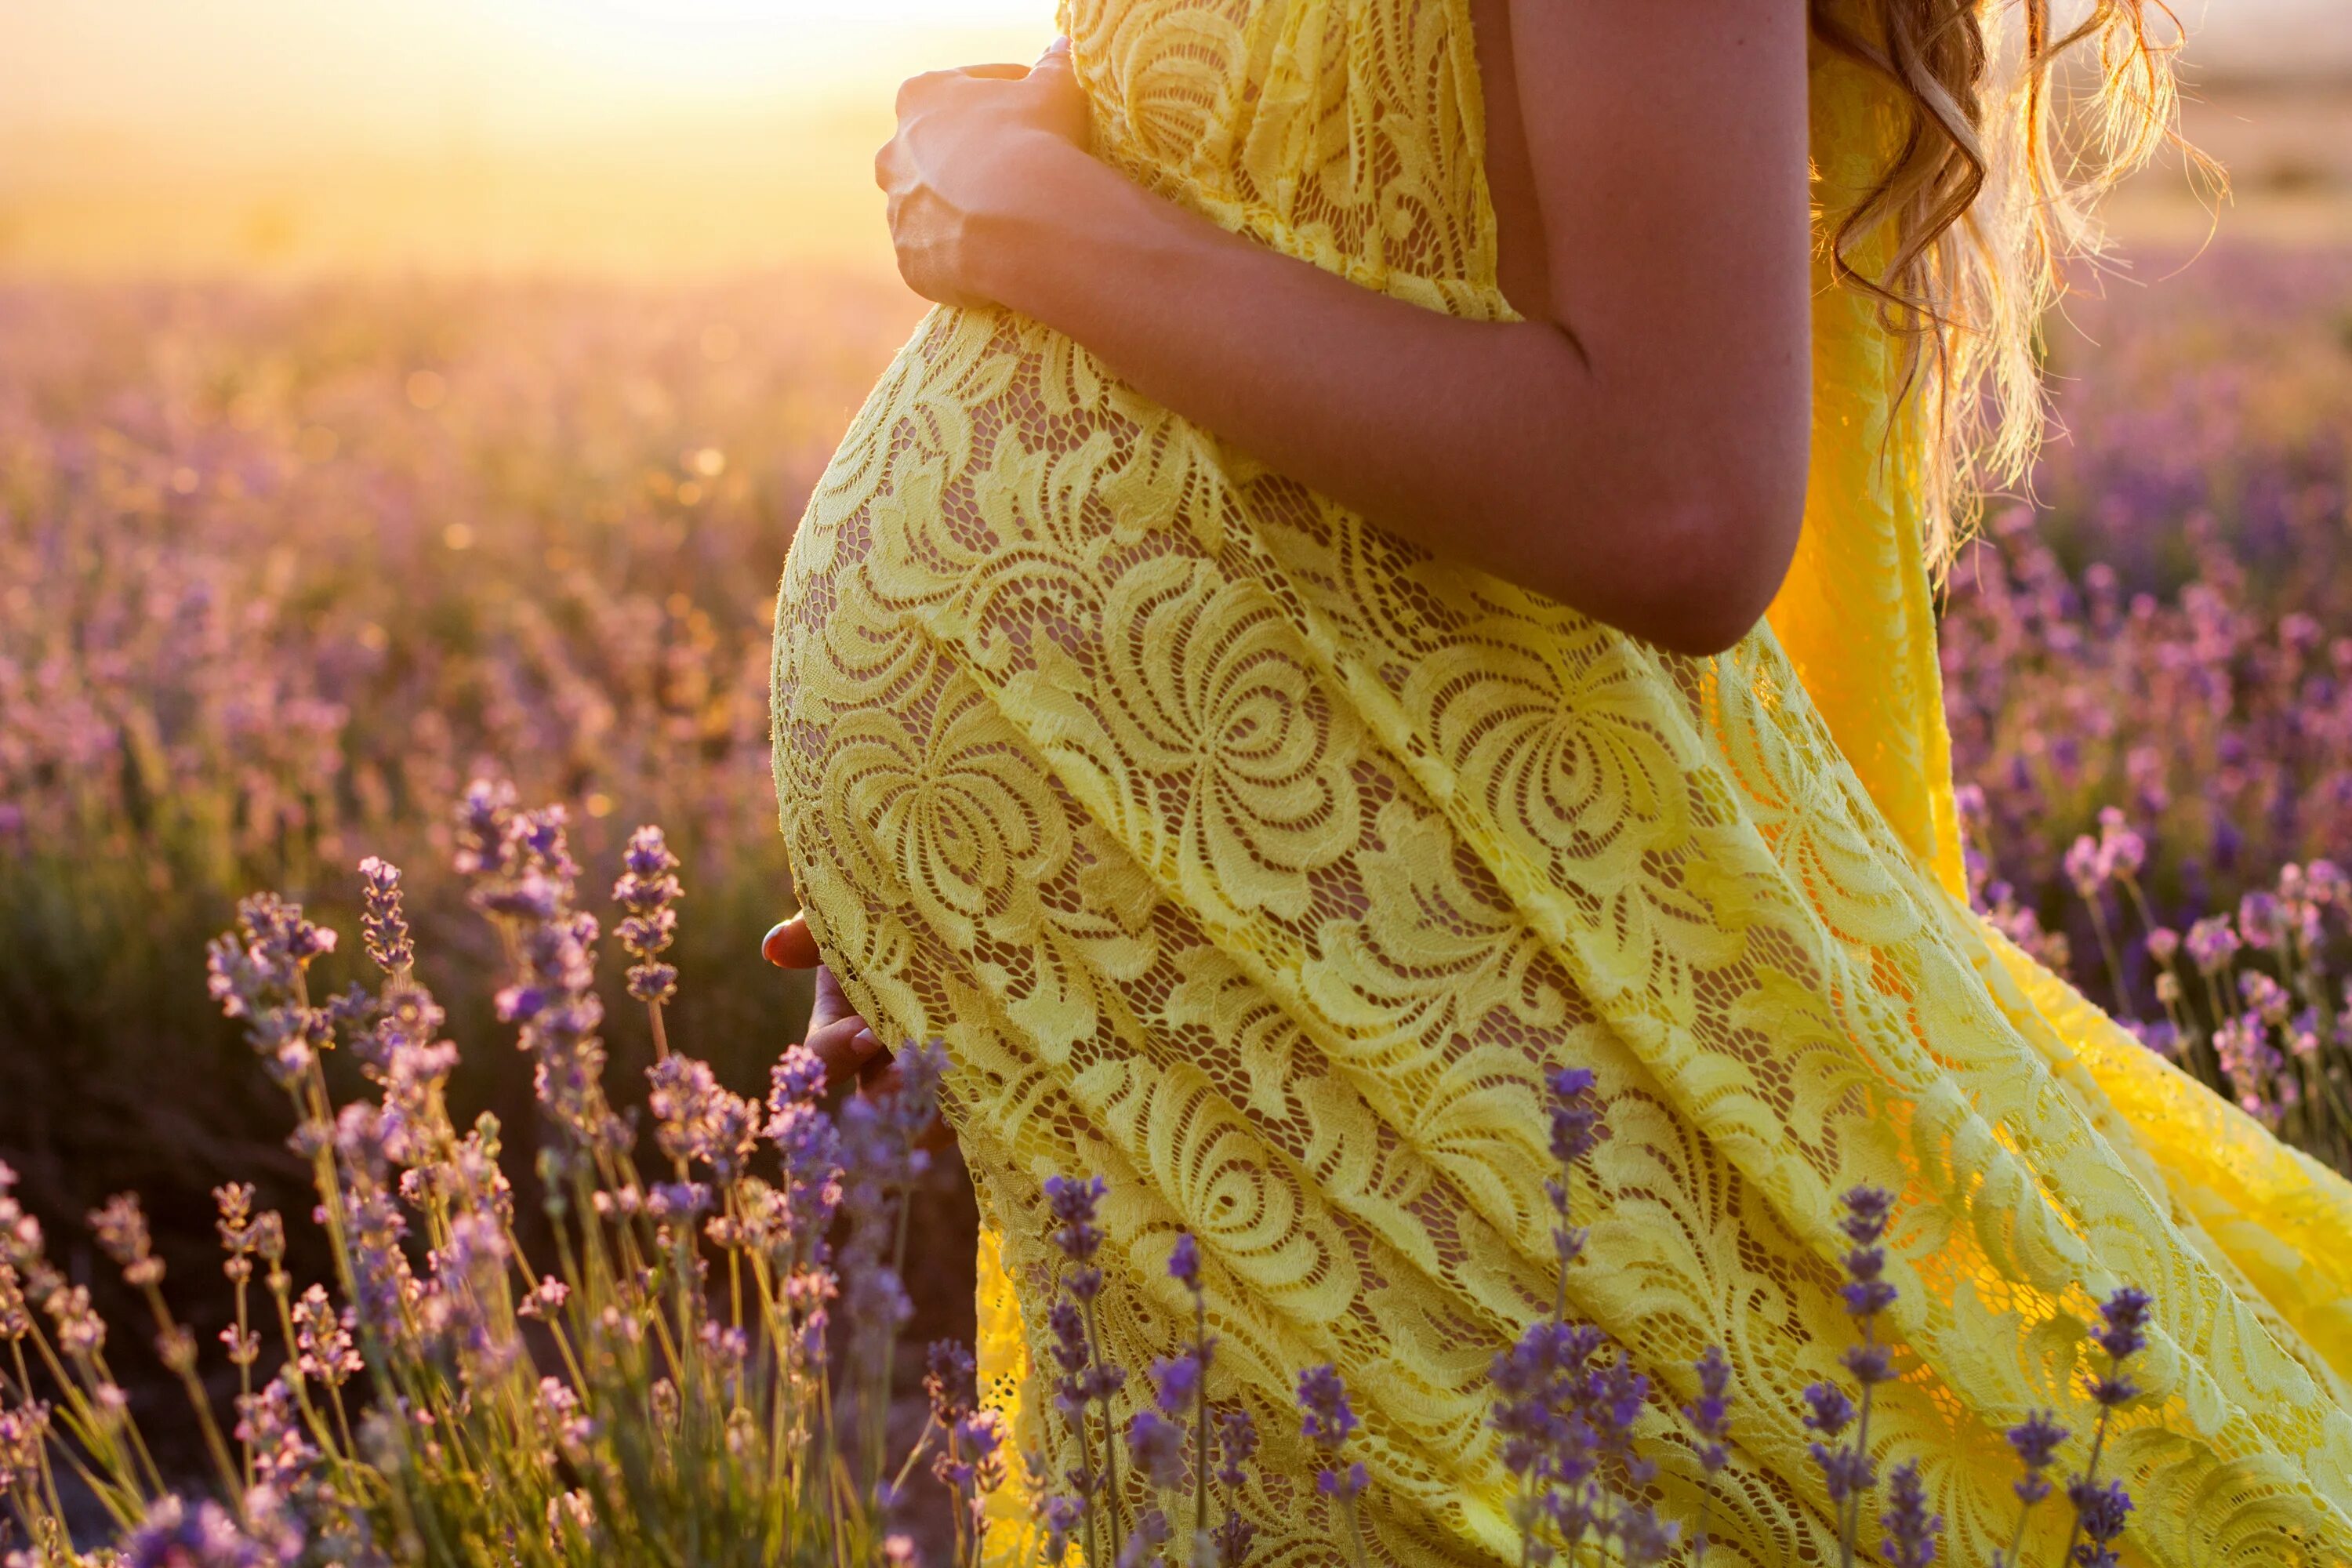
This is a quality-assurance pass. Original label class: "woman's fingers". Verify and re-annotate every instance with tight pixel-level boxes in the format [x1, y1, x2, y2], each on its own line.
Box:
[762, 916, 943, 1142]
[805, 1011, 884, 1098]
[1021, 38, 1088, 142]
[810, 963, 860, 1033]
[763, 913, 822, 969]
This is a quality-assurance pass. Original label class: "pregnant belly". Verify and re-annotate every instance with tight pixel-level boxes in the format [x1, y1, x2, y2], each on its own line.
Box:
[768, 297, 1639, 996]
[771, 301, 1347, 764]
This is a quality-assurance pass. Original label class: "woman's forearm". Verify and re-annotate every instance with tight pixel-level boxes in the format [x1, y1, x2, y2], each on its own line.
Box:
[969, 139, 1807, 656]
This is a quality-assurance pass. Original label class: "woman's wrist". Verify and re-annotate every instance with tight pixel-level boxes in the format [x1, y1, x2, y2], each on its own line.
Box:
[963, 135, 1123, 315]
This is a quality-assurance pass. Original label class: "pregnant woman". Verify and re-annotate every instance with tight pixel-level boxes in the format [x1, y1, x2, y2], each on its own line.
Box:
[769, 0, 2352, 1561]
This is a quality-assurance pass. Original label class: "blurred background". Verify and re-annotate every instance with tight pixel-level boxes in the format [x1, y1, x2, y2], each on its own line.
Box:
[2, 0, 2349, 273]
[3, 0, 2350, 1453]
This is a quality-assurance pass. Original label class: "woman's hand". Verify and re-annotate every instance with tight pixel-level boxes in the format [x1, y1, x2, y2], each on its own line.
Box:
[876, 38, 1091, 308]
[763, 914, 953, 1149]
[763, 913, 884, 1089]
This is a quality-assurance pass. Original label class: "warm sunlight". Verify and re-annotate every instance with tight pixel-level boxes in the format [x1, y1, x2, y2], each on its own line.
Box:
[1, 0, 2343, 272]
[5, 0, 2352, 1559]
[2, 0, 1051, 153]
[0, 1, 1054, 271]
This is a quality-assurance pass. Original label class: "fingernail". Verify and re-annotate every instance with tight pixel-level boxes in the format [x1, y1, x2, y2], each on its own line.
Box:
[853, 1028, 877, 1053]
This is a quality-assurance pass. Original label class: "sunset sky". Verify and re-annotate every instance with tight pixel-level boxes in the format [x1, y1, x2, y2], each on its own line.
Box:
[5, 0, 2343, 164]
[2, 0, 2342, 271]
[2, 1, 1048, 164]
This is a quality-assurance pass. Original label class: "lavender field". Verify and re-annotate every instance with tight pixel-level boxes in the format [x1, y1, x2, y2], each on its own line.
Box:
[2, 241, 2350, 1277]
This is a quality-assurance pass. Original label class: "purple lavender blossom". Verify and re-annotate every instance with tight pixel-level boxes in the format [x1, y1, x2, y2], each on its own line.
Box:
[927, 1340, 978, 1426]
[612, 824, 683, 1005]
[1037, 1492, 1085, 1566]
[1298, 1359, 1373, 1568]
[2054, 1285, 2151, 1568]
[2005, 1410, 2070, 1506]
[1296, 1364, 1359, 1451]
[2089, 1287, 2153, 1408]
[2066, 1478, 2133, 1568]
[2184, 916, 2241, 976]
[90, 1192, 164, 1288]
[122, 1496, 271, 1568]
[1150, 1346, 1205, 1418]
[1214, 1409, 1258, 1490]
[1612, 1503, 1681, 1566]
[1210, 1511, 1258, 1568]
[1045, 1173, 1109, 1298]
[292, 1284, 362, 1385]
[1168, 1231, 1201, 1289]
[1685, 1343, 1732, 1473]
[1877, 1459, 1941, 1568]
[206, 894, 339, 1088]
[647, 1054, 760, 1181]
[2093, 1286, 2154, 1364]
[1125, 1409, 1187, 1490]
[358, 855, 414, 975]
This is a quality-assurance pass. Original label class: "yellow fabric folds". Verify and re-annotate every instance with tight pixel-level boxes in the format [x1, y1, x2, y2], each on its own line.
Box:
[771, 0, 2352, 1561]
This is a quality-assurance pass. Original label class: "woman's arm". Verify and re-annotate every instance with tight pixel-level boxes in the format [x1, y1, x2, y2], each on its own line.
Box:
[877, 5, 1813, 657]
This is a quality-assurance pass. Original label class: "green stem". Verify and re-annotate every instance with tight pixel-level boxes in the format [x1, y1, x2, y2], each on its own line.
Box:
[1192, 1289, 1209, 1553]
[1083, 1297, 1125, 1568]
[2002, 1494, 2042, 1568]
[2059, 1391, 2117, 1568]
[2082, 892, 2133, 1022]
[1840, 1322, 1880, 1568]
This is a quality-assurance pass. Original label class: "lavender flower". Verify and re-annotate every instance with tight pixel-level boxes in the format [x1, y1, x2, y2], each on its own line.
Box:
[1037, 1491, 1085, 1566]
[90, 1192, 164, 1287]
[1214, 1410, 1258, 1490]
[1878, 1460, 1940, 1568]
[1684, 1342, 1733, 1563]
[207, 893, 339, 1088]
[612, 824, 683, 1006]
[358, 855, 414, 975]
[2066, 1478, 2133, 1568]
[647, 1054, 760, 1181]
[1125, 1409, 1187, 1490]
[1296, 1364, 1359, 1452]
[1684, 1345, 1732, 1473]
[2089, 1286, 2152, 1409]
[2006, 1410, 2070, 1505]
[1042, 1171, 1127, 1568]
[1544, 1067, 1600, 1277]
[1168, 1232, 1201, 1290]
[926, 1341, 1006, 1566]
[1612, 1504, 1680, 1566]
[927, 1340, 978, 1426]
[1207, 1411, 1265, 1563]
[460, 785, 623, 1160]
[1812, 1186, 1901, 1566]
[289, 1284, 361, 1386]
[1045, 1174, 1109, 1300]
[2057, 1287, 2151, 1568]
[122, 1496, 270, 1568]
[1297, 1363, 1371, 1565]
[2185, 916, 2241, 977]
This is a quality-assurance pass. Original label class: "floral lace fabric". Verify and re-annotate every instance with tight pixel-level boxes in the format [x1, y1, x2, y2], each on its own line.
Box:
[770, 0, 2352, 1561]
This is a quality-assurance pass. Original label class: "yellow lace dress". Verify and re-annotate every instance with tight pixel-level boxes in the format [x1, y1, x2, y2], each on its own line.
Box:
[770, 0, 2352, 1560]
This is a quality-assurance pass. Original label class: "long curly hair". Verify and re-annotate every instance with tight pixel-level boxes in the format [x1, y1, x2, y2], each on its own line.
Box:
[1813, 0, 2207, 575]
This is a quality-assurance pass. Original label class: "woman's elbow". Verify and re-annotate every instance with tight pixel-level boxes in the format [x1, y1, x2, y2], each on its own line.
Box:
[1625, 488, 1805, 659]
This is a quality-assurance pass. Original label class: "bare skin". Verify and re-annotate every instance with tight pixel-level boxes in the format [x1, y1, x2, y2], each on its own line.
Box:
[773, 0, 1817, 1073]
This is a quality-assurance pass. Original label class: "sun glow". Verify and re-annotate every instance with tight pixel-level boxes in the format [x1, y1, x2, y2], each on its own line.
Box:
[0, 0, 1054, 272]
[2, 0, 1052, 154]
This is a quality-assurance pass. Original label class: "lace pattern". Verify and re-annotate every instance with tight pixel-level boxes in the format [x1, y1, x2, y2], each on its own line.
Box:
[771, 0, 2352, 1561]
